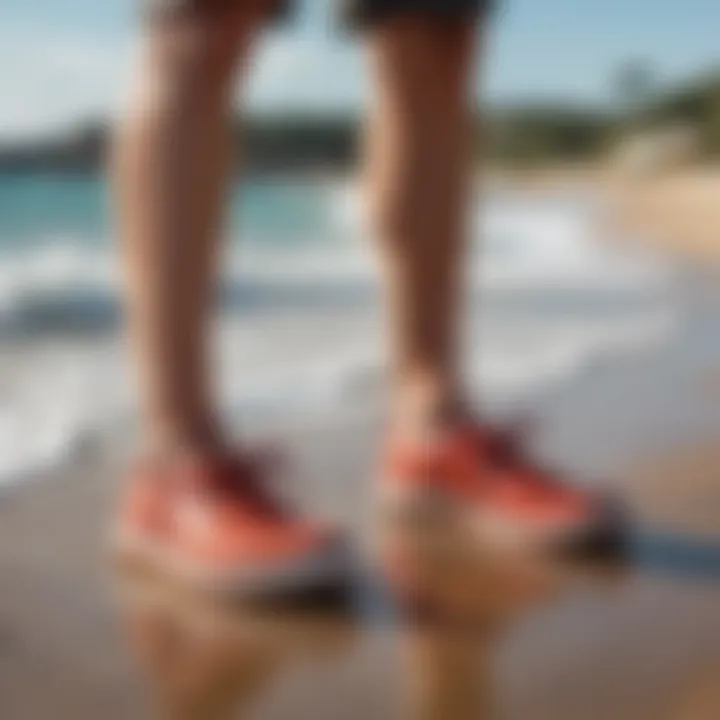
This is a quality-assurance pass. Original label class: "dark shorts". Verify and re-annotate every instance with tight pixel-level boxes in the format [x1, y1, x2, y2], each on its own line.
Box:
[145, 0, 489, 27]
[306, 0, 487, 27]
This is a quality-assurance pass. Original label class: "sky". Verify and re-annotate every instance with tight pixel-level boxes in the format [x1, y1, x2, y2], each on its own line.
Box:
[0, 0, 718, 139]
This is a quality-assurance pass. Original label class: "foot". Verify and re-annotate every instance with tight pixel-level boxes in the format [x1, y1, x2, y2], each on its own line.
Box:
[380, 423, 626, 558]
[114, 449, 349, 597]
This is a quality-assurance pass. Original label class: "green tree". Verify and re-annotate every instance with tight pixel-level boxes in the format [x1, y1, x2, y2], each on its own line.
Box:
[613, 59, 657, 129]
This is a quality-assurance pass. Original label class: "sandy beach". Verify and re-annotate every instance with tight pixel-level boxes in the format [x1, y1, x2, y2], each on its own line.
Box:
[2, 0, 718, 709]
[2, 165, 720, 718]
[498, 162, 720, 266]
[3, 259, 720, 719]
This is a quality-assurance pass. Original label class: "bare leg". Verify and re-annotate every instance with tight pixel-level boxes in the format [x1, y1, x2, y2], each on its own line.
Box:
[363, 18, 480, 437]
[112, 2, 349, 596]
[366, 17, 622, 558]
[113, 2, 272, 454]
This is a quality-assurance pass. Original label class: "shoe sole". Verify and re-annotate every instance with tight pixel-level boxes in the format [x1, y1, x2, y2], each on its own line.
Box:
[378, 485, 628, 562]
[114, 568, 358, 648]
[111, 530, 353, 601]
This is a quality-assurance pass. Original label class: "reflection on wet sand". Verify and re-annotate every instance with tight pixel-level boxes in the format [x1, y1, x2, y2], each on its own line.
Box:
[115, 522, 626, 720]
[116, 574, 359, 720]
[5, 411, 720, 718]
[390, 533, 567, 720]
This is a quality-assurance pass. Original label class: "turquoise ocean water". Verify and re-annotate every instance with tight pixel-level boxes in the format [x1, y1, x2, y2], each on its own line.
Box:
[0, 174, 335, 249]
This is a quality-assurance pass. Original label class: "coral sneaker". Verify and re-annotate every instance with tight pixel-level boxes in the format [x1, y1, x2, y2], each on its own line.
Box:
[380, 426, 626, 557]
[114, 451, 349, 597]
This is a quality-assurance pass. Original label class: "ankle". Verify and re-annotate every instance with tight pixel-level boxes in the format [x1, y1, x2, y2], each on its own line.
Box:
[391, 379, 471, 443]
[141, 415, 227, 461]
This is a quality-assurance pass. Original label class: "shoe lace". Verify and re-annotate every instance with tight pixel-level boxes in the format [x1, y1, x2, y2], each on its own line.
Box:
[474, 422, 571, 498]
[199, 447, 289, 520]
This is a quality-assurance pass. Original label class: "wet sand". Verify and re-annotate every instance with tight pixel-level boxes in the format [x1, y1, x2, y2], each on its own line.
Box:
[4, 281, 720, 719]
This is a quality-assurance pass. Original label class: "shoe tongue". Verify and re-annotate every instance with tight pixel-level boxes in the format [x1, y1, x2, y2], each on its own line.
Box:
[436, 424, 488, 453]
[168, 455, 225, 492]
[175, 453, 286, 516]
[443, 427, 494, 470]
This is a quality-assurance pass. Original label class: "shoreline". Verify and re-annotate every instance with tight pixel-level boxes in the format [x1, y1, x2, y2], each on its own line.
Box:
[3, 221, 720, 716]
[3, 342, 720, 717]
[488, 162, 720, 266]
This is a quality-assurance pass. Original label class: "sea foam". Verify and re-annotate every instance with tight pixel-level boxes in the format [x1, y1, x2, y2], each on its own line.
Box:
[0, 189, 678, 486]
